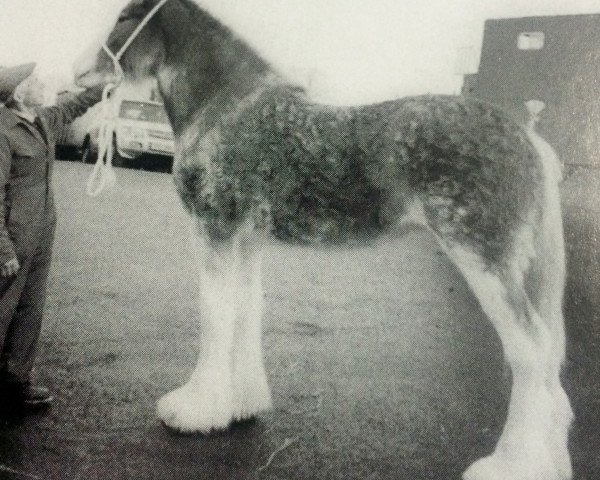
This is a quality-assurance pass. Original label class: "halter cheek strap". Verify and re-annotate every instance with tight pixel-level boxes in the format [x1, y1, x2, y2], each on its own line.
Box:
[86, 0, 170, 197]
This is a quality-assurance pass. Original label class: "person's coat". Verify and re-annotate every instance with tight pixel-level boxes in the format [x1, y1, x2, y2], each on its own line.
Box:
[0, 87, 102, 318]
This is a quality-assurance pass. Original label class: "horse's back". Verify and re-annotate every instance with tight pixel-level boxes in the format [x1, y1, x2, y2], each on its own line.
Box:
[358, 94, 543, 262]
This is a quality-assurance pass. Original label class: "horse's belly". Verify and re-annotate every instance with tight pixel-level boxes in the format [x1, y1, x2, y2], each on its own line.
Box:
[173, 147, 390, 244]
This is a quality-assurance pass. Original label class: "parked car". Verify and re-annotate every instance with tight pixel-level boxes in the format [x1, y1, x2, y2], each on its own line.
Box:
[57, 97, 174, 167]
[112, 99, 174, 162]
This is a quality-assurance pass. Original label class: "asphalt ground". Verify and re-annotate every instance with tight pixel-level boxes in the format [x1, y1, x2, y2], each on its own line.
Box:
[0, 160, 598, 480]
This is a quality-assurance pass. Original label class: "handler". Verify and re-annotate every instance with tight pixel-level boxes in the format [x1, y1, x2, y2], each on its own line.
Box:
[0, 63, 110, 408]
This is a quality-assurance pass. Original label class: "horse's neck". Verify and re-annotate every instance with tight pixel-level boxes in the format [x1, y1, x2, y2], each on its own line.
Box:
[158, 1, 273, 135]
[162, 69, 278, 139]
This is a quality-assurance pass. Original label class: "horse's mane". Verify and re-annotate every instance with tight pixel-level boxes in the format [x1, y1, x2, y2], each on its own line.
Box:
[151, 0, 274, 79]
[185, 0, 276, 61]
[120, 0, 277, 133]
[176, 0, 295, 85]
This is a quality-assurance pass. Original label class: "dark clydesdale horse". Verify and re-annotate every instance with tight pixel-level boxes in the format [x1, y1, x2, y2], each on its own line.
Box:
[75, 1, 572, 478]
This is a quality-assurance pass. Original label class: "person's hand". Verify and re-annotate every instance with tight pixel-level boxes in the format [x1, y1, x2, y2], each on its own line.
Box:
[74, 70, 121, 90]
[1, 257, 20, 277]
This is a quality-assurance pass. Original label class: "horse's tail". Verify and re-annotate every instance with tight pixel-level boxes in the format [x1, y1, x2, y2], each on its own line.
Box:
[525, 100, 563, 183]
[527, 125, 564, 185]
[525, 101, 563, 253]
[525, 102, 567, 364]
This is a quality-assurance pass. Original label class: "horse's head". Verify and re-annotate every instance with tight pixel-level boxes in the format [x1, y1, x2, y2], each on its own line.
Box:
[74, 0, 167, 88]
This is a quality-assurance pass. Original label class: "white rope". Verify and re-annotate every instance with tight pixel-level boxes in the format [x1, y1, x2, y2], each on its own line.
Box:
[115, 0, 170, 61]
[86, 0, 170, 196]
[86, 82, 118, 196]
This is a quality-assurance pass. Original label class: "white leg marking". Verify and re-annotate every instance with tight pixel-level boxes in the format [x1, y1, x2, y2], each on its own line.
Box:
[231, 228, 272, 421]
[441, 244, 571, 480]
[513, 224, 573, 480]
[157, 217, 240, 432]
[527, 128, 573, 479]
[156, 218, 272, 432]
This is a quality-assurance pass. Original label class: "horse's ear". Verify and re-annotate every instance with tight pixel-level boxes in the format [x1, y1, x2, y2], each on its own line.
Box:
[142, 0, 159, 11]
[118, 0, 152, 20]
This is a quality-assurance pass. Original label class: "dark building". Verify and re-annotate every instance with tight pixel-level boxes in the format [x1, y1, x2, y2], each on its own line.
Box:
[464, 14, 600, 167]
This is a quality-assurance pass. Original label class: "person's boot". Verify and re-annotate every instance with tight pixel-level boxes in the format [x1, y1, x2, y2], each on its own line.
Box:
[1, 377, 53, 408]
[19, 383, 54, 406]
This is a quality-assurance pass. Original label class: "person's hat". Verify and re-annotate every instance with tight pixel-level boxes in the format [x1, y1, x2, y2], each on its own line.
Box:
[0, 62, 36, 102]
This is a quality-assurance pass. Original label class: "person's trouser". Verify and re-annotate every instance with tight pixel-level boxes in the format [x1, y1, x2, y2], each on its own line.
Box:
[0, 217, 56, 383]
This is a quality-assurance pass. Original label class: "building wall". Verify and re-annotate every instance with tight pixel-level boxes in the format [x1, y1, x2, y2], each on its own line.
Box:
[467, 14, 600, 166]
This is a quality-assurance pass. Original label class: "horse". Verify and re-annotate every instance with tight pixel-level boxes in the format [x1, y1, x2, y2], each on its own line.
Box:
[73, 1, 573, 478]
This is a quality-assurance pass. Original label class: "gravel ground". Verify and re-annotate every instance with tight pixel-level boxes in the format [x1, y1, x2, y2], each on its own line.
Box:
[0, 160, 598, 480]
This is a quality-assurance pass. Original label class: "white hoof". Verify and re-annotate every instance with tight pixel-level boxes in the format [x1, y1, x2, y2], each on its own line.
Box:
[549, 387, 574, 479]
[463, 455, 510, 480]
[463, 449, 571, 480]
[156, 380, 233, 433]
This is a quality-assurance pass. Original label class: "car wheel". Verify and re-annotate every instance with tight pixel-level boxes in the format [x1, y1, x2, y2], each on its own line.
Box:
[112, 135, 124, 167]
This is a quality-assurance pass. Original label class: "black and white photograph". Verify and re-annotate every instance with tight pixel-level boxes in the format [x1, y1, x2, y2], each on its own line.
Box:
[0, 1, 599, 478]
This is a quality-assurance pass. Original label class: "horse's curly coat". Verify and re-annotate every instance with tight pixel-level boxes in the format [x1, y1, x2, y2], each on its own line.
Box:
[175, 85, 540, 262]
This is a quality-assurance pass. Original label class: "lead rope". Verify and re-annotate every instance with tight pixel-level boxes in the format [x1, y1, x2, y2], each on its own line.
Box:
[86, 0, 170, 196]
[86, 76, 118, 196]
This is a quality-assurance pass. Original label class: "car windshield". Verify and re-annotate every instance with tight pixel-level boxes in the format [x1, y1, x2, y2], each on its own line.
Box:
[119, 101, 169, 124]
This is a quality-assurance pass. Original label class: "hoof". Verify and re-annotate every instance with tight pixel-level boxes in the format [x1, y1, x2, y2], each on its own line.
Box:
[232, 366, 273, 422]
[156, 382, 233, 434]
[463, 450, 571, 480]
[549, 388, 574, 480]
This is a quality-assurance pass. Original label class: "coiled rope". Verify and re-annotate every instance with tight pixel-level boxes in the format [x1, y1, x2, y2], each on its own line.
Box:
[86, 0, 170, 196]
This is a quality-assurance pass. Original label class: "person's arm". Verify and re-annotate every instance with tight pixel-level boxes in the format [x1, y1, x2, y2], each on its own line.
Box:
[0, 133, 18, 270]
[41, 86, 105, 136]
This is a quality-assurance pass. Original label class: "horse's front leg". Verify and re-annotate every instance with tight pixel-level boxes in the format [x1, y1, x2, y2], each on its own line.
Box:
[157, 217, 247, 433]
[231, 226, 272, 421]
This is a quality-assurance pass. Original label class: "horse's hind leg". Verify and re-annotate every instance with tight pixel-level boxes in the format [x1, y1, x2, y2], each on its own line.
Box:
[525, 191, 573, 478]
[524, 128, 573, 479]
[157, 217, 241, 433]
[442, 242, 571, 480]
